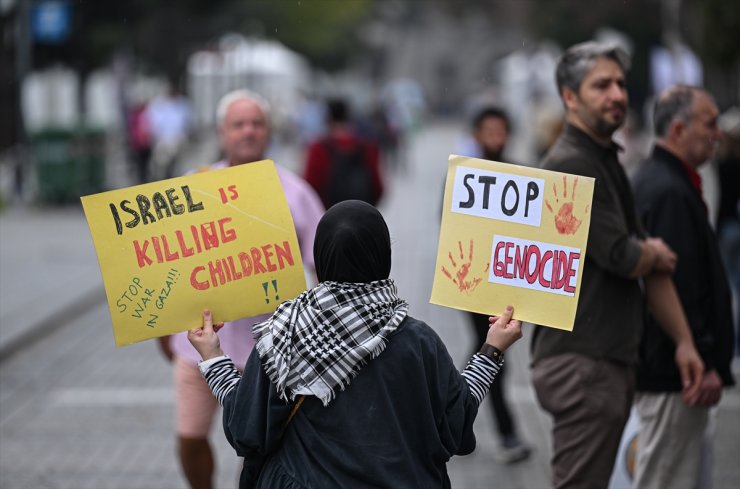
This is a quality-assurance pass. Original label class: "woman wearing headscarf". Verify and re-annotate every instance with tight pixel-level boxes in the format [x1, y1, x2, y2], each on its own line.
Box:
[188, 200, 523, 488]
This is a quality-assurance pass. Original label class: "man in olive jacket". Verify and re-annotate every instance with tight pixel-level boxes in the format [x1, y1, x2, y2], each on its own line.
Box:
[530, 42, 704, 489]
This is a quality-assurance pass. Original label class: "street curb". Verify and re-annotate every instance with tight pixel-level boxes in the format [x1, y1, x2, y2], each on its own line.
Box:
[0, 286, 107, 362]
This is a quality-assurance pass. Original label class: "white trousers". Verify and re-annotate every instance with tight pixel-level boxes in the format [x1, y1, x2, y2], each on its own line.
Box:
[634, 392, 708, 489]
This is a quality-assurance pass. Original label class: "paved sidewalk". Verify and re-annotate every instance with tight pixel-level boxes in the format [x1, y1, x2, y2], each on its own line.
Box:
[0, 206, 105, 357]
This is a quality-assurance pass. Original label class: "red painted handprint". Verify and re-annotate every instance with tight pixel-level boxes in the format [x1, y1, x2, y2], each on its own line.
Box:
[545, 175, 589, 235]
[441, 239, 487, 294]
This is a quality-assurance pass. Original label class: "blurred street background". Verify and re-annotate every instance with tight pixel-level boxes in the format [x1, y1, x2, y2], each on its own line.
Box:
[1, 1, 739, 488]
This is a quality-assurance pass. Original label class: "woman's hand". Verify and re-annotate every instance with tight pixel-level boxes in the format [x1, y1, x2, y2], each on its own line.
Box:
[187, 309, 225, 361]
[485, 305, 523, 351]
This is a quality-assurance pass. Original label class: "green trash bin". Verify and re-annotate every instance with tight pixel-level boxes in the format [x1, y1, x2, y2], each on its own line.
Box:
[32, 128, 79, 204]
[78, 127, 106, 196]
[32, 127, 106, 204]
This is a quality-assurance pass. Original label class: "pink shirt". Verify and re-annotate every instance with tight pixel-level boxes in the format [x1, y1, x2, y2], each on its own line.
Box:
[171, 163, 325, 369]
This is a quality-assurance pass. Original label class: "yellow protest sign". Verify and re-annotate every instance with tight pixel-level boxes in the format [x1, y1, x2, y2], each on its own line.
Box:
[81, 160, 306, 346]
[431, 155, 595, 331]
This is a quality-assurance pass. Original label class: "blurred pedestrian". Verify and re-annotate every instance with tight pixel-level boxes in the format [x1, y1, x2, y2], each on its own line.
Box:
[469, 106, 511, 161]
[529, 42, 704, 489]
[158, 89, 325, 489]
[715, 107, 740, 354]
[186, 199, 524, 488]
[461, 106, 532, 463]
[293, 90, 326, 149]
[632, 85, 735, 489]
[126, 100, 152, 183]
[303, 98, 384, 209]
[365, 103, 400, 172]
[145, 83, 193, 181]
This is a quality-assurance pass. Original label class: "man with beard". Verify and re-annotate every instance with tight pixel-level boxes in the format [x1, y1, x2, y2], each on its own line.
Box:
[529, 42, 704, 489]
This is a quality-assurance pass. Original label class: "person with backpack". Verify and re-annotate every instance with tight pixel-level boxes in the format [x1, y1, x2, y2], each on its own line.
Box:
[303, 98, 384, 209]
[126, 100, 153, 183]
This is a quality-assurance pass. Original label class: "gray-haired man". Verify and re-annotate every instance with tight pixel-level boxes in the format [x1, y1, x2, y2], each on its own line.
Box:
[530, 42, 704, 489]
[158, 89, 324, 489]
[632, 86, 734, 489]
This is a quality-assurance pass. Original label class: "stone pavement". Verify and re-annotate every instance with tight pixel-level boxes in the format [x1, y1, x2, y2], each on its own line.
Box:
[0, 122, 738, 489]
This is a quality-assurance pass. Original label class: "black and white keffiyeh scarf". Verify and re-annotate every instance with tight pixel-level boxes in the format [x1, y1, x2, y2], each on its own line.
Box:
[253, 279, 408, 406]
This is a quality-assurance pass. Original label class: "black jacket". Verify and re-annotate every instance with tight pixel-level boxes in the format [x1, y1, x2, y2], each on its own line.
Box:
[633, 146, 735, 391]
[224, 316, 480, 488]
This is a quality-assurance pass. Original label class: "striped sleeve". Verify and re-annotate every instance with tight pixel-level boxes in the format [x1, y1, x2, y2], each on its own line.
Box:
[461, 352, 502, 406]
[198, 355, 241, 406]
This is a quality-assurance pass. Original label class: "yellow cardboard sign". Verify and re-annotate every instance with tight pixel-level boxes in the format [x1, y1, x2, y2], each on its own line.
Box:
[81, 160, 306, 346]
[431, 155, 595, 331]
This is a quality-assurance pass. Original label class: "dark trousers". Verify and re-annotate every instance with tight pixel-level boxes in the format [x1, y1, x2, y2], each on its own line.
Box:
[469, 312, 515, 437]
[532, 353, 635, 489]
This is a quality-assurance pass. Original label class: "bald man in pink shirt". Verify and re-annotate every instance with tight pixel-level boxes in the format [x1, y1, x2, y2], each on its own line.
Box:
[158, 89, 324, 489]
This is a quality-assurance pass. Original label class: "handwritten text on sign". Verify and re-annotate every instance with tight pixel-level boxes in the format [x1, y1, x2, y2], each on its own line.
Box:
[82, 160, 306, 346]
[489, 235, 581, 296]
[451, 166, 545, 227]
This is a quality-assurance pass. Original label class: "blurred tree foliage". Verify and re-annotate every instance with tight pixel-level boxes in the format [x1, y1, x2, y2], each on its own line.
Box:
[244, 1, 372, 69]
[33, 0, 373, 81]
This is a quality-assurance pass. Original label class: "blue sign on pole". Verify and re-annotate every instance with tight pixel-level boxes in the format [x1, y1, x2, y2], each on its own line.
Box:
[31, 0, 72, 44]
